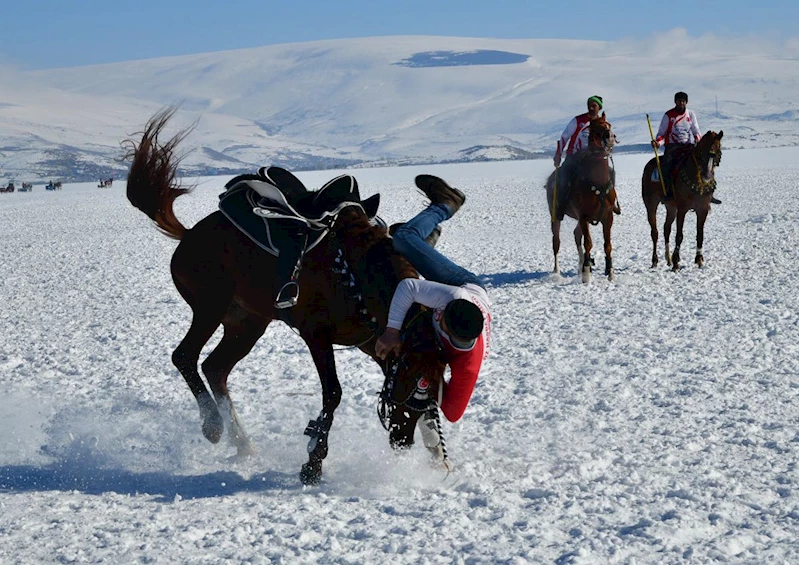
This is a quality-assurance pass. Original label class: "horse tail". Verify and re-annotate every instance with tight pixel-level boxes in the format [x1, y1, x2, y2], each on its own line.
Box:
[124, 107, 194, 240]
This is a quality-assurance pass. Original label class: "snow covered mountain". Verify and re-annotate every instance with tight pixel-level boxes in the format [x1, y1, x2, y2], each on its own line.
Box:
[2, 29, 798, 182]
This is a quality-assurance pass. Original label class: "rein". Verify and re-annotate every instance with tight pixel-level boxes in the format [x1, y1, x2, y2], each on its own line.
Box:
[328, 245, 382, 350]
[685, 150, 717, 195]
[375, 309, 451, 473]
[376, 307, 442, 429]
[579, 148, 614, 225]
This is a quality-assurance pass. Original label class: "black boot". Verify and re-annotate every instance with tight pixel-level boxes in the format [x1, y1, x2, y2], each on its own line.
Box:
[389, 223, 442, 248]
[415, 175, 466, 215]
[710, 196, 722, 204]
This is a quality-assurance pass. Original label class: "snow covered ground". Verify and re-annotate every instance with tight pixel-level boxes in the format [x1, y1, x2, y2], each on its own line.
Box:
[1, 147, 798, 563]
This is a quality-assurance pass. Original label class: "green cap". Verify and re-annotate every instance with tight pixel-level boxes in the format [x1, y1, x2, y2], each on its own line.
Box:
[587, 95, 603, 109]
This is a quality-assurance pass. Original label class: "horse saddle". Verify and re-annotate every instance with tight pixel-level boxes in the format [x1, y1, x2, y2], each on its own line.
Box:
[219, 166, 383, 310]
[219, 167, 381, 257]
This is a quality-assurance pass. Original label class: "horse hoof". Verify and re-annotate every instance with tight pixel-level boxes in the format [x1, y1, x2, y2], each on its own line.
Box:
[202, 417, 224, 444]
[200, 408, 224, 444]
[300, 461, 323, 486]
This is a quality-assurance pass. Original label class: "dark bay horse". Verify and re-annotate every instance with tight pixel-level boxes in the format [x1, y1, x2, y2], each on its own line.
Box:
[125, 110, 445, 485]
[546, 114, 618, 283]
[642, 131, 723, 270]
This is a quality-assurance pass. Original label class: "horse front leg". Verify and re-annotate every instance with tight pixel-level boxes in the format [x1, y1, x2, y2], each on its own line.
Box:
[603, 214, 614, 280]
[573, 224, 584, 275]
[551, 219, 562, 274]
[579, 219, 593, 283]
[646, 200, 660, 268]
[663, 207, 677, 267]
[301, 337, 342, 485]
[672, 210, 687, 271]
[695, 207, 709, 267]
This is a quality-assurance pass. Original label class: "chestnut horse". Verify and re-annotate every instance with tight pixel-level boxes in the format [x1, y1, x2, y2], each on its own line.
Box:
[641, 131, 723, 270]
[124, 109, 445, 485]
[546, 114, 618, 283]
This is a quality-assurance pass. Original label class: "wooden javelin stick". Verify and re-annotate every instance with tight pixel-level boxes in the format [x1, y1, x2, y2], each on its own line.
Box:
[551, 163, 559, 223]
[646, 114, 667, 196]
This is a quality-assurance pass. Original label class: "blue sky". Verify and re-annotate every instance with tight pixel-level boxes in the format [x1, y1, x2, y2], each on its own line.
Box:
[2, 0, 797, 69]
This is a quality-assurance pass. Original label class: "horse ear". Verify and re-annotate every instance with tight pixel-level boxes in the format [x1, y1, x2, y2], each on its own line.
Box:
[718, 130, 723, 139]
[601, 111, 606, 119]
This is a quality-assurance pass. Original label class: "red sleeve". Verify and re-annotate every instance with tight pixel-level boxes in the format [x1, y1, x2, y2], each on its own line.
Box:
[439, 336, 485, 422]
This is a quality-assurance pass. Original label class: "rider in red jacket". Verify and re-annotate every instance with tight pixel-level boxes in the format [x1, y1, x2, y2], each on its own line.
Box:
[376, 175, 491, 424]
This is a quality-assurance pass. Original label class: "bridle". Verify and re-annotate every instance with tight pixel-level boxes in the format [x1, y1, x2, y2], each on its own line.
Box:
[376, 307, 442, 430]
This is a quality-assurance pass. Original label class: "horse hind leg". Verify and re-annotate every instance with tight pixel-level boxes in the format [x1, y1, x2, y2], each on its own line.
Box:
[200, 311, 270, 457]
[171, 309, 226, 445]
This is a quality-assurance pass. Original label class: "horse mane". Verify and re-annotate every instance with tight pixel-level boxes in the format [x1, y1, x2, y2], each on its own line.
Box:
[332, 207, 418, 310]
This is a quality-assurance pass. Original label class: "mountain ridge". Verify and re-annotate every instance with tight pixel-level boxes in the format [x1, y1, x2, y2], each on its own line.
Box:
[1, 31, 798, 182]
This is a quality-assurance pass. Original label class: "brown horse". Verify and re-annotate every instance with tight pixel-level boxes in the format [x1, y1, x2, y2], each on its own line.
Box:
[642, 131, 723, 270]
[124, 109, 445, 485]
[546, 113, 618, 283]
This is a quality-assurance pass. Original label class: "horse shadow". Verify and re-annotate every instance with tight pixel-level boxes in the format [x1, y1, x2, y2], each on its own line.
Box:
[0, 462, 300, 502]
[480, 270, 550, 287]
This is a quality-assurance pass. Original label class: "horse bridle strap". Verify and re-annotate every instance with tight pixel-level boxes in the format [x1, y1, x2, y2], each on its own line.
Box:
[687, 153, 717, 194]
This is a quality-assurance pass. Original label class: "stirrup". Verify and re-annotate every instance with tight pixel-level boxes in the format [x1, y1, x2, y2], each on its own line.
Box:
[275, 282, 300, 309]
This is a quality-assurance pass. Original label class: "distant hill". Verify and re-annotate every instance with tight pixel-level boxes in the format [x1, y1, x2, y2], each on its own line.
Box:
[1, 30, 798, 182]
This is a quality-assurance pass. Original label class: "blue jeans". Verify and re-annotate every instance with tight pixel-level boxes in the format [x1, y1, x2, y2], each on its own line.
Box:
[392, 204, 484, 288]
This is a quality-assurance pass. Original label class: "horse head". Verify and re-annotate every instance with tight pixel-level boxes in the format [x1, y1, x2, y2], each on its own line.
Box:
[696, 130, 723, 181]
[587, 112, 615, 155]
[380, 305, 447, 420]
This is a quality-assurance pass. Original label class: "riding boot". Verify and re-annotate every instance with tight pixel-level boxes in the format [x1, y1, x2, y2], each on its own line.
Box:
[661, 179, 674, 204]
[389, 223, 443, 249]
[424, 225, 442, 248]
[710, 196, 722, 204]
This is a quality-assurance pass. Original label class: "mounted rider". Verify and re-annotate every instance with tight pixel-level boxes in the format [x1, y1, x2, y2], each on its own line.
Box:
[652, 91, 721, 204]
[553, 96, 618, 220]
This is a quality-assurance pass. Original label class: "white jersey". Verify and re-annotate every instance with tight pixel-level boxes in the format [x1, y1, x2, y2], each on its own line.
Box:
[386, 278, 492, 357]
[656, 108, 701, 146]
